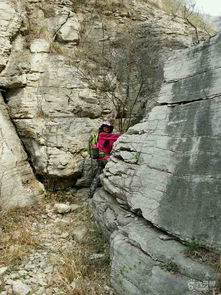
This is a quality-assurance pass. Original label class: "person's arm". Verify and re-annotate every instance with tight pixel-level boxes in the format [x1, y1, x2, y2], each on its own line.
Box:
[99, 132, 121, 141]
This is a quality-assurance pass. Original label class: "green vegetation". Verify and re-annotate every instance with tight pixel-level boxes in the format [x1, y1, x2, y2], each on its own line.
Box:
[161, 261, 180, 273]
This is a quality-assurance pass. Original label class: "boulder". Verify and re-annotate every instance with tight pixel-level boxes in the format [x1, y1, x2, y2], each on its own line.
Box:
[0, 0, 23, 72]
[0, 93, 45, 209]
[56, 15, 81, 43]
[99, 34, 221, 251]
[30, 39, 50, 53]
[92, 189, 218, 295]
[92, 34, 221, 294]
[12, 281, 31, 295]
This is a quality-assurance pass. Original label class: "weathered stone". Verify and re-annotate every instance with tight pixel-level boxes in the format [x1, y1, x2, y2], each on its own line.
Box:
[71, 225, 88, 242]
[70, 204, 81, 211]
[92, 190, 218, 295]
[12, 281, 31, 295]
[89, 253, 104, 260]
[56, 15, 81, 43]
[97, 35, 221, 252]
[0, 267, 8, 276]
[0, 0, 206, 189]
[159, 34, 221, 104]
[0, 0, 23, 72]
[91, 34, 221, 294]
[54, 203, 72, 214]
[30, 39, 50, 53]
[0, 93, 45, 209]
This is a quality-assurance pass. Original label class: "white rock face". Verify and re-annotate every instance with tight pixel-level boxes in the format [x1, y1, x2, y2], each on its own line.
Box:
[30, 39, 50, 53]
[0, 0, 23, 72]
[0, 0, 208, 189]
[92, 34, 221, 294]
[0, 267, 8, 276]
[54, 203, 80, 214]
[57, 15, 81, 43]
[0, 93, 45, 209]
[72, 225, 88, 242]
[12, 281, 31, 295]
[54, 203, 72, 214]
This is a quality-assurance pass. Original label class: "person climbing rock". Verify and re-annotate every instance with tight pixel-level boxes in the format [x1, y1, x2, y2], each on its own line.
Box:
[88, 121, 121, 198]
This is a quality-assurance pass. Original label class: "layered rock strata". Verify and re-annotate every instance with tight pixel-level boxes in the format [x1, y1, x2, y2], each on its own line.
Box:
[0, 0, 209, 188]
[0, 92, 45, 209]
[91, 34, 221, 294]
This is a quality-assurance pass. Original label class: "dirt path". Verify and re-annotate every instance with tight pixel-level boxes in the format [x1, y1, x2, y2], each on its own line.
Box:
[0, 189, 113, 295]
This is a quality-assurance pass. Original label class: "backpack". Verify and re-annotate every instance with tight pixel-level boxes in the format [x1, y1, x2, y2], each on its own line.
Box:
[88, 133, 99, 159]
[88, 133, 106, 159]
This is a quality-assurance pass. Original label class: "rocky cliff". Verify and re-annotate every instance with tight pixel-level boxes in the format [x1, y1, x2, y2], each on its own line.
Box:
[0, 0, 220, 293]
[0, 92, 44, 209]
[0, 0, 209, 193]
[91, 34, 221, 294]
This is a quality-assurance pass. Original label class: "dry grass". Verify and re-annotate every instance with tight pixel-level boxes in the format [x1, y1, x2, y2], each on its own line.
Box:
[144, 0, 216, 34]
[46, 190, 110, 295]
[0, 207, 41, 266]
[0, 191, 110, 294]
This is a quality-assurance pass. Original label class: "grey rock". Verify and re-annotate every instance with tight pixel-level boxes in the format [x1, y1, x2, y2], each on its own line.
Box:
[54, 203, 72, 214]
[89, 253, 104, 260]
[92, 190, 218, 295]
[0, 0, 204, 191]
[12, 281, 31, 295]
[30, 39, 50, 53]
[70, 280, 77, 289]
[71, 226, 88, 242]
[54, 203, 80, 214]
[35, 287, 46, 295]
[99, 36, 221, 251]
[60, 232, 69, 239]
[57, 15, 80, 43]
[70, 204, 81, 211]
[44, 266, 53, 274]
[0, 0, 23, 72]
[0, 94, 45, 209]
[92, 35, 221, 294]
[0, 267, 8, 275]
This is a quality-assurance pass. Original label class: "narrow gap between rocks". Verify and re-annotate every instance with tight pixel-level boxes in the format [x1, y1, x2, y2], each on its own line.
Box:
[166, 64, 221, 84]
[160, 93, 221, 107]
[0, 88, 8, 103]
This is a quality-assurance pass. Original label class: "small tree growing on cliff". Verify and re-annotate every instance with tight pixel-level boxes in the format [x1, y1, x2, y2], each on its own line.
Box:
[98, 25, 163, 132]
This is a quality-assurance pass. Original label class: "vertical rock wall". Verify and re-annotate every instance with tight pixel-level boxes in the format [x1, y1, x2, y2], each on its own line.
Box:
[0, 93, 45, 209]
[91, 34, 221, 294]
[0, 0, 208, 189]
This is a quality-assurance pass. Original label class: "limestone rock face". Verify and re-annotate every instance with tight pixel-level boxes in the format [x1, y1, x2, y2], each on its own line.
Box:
[0, 0, 210, 189]
[56, 14, 81, 43]
[0, 0, 23, 72]
[0, 93, 45, 209]
[92, 34, 221, 294]
[92, 190, 218, 295]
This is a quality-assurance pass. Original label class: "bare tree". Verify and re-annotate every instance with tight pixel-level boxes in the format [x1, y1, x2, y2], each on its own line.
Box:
[181, 0, 200, 43]
[98, 25, 163, 132]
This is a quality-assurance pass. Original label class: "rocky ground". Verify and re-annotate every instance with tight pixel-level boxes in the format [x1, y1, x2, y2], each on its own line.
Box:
[0, 189, 113, 295]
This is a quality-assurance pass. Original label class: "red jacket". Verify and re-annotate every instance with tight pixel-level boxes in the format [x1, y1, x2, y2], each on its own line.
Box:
[97, 132, 121, 160]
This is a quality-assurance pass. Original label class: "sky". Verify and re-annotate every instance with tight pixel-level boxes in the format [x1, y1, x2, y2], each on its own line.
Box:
[194, 0, 221, 16]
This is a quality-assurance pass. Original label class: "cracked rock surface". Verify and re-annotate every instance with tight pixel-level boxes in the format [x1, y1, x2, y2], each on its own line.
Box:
[0, 0, 205, 189]
[91, 34, 221, 294]
[0, 93, 44, 209]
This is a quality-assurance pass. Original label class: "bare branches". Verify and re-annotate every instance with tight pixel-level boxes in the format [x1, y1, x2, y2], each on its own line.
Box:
[99, 25, 162, 132]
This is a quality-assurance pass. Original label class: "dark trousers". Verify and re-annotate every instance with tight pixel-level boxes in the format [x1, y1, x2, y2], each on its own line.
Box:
[89, 159, 107, 198]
